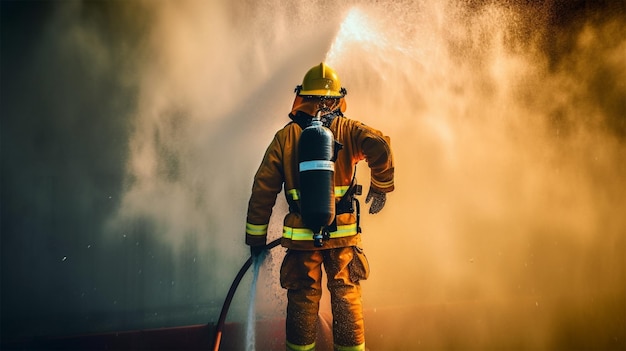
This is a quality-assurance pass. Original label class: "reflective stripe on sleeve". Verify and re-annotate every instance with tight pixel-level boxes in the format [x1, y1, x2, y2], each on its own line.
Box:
[371, 177, 393, 190]
[282, 223, 358, 241]
[246, 223, 268, 236]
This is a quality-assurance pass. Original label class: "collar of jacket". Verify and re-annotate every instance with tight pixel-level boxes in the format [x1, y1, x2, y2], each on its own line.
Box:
[290, 95, 346, 117]
[289, 110, 343, 129]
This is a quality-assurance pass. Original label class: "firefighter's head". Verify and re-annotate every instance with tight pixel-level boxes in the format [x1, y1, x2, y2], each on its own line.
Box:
[292, 63, 347, 117]
[295, 63, 347, 99]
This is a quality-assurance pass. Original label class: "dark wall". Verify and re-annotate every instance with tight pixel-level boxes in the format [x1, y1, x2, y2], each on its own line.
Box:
[1, 1, 141, 338]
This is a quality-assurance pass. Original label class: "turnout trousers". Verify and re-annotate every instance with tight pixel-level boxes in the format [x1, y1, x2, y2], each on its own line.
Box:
[280, 246, 370, 351]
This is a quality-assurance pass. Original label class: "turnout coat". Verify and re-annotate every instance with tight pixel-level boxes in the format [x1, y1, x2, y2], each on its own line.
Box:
[246, 98, 394, 251]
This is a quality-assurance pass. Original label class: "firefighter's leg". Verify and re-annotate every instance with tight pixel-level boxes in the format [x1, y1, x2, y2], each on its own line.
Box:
[323, 246, 369, 351]
[280, 249, 324, 350]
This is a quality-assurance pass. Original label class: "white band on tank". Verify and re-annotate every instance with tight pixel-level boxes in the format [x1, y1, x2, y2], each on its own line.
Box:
[299, 160, 334, 172]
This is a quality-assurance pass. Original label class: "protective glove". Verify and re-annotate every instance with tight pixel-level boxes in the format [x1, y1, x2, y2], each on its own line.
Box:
[365, 187, 386, 214]
[250, 245, 265, 258]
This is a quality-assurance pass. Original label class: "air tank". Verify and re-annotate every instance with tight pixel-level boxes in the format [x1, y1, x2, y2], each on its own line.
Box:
[298, 118, 335, 246]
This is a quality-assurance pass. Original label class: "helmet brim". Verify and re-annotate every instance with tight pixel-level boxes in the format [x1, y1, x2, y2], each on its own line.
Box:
[298, 89, 345, 98]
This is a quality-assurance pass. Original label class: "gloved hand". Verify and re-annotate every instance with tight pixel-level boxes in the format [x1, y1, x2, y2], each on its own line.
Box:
[365, 187, 386, 214]
[250, 245, 265, 258]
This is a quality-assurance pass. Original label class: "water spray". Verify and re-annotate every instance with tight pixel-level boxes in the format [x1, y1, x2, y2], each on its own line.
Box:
[325, 7, 379, 66]
[212, 238, 281, 351]
[245, 251, 263, 351]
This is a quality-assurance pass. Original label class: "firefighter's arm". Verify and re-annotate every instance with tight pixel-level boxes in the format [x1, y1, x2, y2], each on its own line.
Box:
[354, 123, 394, 213]
[246, 134, 284, 247]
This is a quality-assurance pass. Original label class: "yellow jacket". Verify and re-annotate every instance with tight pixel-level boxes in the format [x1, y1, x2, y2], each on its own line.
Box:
[246, 101, 394, 250]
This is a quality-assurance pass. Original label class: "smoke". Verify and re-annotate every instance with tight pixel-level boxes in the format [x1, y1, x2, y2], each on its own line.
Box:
[104, 0, 345, 325]
[2, 0, 624, 348]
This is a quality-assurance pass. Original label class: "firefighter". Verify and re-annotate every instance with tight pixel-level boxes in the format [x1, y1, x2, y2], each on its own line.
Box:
[245, 63, 394, 351]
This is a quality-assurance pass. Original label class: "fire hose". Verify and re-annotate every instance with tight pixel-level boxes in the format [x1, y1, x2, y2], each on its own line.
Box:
[212, 238, 282, 351]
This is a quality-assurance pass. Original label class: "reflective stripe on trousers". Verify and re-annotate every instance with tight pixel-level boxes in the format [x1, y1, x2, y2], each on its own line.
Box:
[286, 340, 316, 351]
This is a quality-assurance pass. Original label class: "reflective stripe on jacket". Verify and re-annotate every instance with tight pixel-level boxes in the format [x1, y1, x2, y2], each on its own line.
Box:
[246, 114, 394, 250]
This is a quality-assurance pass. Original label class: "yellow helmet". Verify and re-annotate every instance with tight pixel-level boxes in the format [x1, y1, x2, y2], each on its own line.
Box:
[295, 63, 347, 98]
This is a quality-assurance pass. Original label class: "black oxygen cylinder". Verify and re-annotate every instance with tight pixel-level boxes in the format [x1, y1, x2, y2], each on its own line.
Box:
[298, 118, 335, 246]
